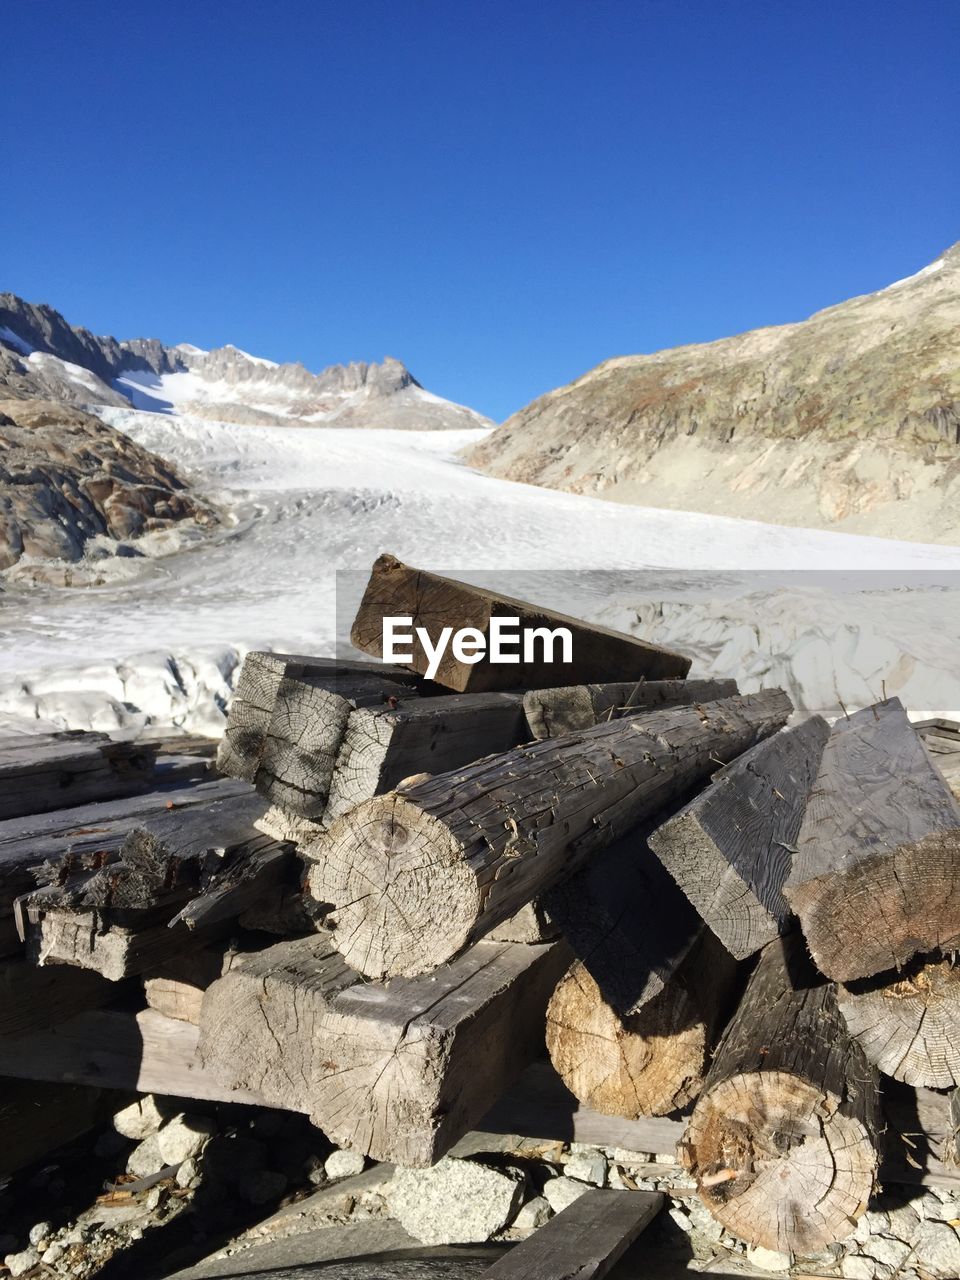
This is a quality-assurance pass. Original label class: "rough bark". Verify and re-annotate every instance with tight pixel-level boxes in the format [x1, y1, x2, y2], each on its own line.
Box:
[784, 699, 960, 981]
[649, 716, 830, 959]
[308, 690, 792, 980]
[838, 954, 960, 1087]
[546, 929, 741, 1117]
[523, 678, 738, 739]
[350, 553, 692, 692]
[199, 934, 570, 1166]
[681, 934, 880, 1255]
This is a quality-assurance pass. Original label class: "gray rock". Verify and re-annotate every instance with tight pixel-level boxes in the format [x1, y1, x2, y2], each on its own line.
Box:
[28, 1222, 52, 1247]
[512, 1197, 552, 1232]
[746, 1243, 791, 1272]
[542, 1176, 591, 1214]
[324, 1149, 366, 1181]
[176, 1158, 199, 1189]
[862, 1236, 913, 1269]
[917, 1221, 960, 1278]
[41, 1244, 64, 1265]
[127, 1133, 166, 1178]
[4, 1247, 39, 1277]
[114, 1096, 167, 1140]
[389, 1159, 524, 1245]
[563, 1152, 607, 1187]
[156, 1113, 216, 1165]
[144, 1187, 163, 1213]
[840, 1256, 878, 1280]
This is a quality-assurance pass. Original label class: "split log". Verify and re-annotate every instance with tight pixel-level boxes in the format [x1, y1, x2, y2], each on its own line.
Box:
[0, 957, 119, 1037]
[200, 935, 570, 1165]
[217, 650, 422, 785]
[523, 678, 738, 739]
[681, 934, 880, 1255]
[254, 803, 324, 844]
[350, 553, 692, 692]
[546, 929, 741, 1118]
[484, 1187, 663, 1280]
[649, 716, 829, 959]
[784, 699, 960, 982]
[838, 955, 960, 1088]
[322, 692, 527, 827]
[0, 730, 157, 820]
[309, 690, 792, 980]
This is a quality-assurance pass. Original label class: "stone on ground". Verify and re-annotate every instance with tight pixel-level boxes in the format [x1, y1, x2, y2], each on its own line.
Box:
[114, 1095, 168, 1140]
[127, 1133, 166, 1178]
[324, 1149, 366, 1181]
[388, 1158, 523, 1245]
[156, 1113, 216, 1165]
[542, 1176, 591, 1214]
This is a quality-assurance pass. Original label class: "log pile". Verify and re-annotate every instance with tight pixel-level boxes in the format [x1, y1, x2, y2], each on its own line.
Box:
[2, 553, 960, 1263]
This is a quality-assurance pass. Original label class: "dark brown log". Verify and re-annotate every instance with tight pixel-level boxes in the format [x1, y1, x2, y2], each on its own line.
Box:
[483, 1188, 663, 1280]
[199, 935, 570, 1166]
[523, 678, 738, 739]
[784, 699, 960, 982]
[838, 954, 960, 1087]
[0, 730, 157, 820]
[649, 717, 830, 959]
[545, 929, 740, 1117]
[681, 934, 880, 1254]
[350, 553, 692, 692]
[216, 650, 422, 786]
[323, 691, 527, 827]
[308, 691, 792, 980]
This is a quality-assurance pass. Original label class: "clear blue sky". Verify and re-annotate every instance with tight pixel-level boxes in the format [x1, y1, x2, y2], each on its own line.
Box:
[3, 1, 957, 421]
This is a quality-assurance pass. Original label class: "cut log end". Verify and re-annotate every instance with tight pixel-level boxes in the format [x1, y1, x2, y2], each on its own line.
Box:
[683, 1071, 877, 1255]
[546, 962, 705, 1118]
[307, 793, 480, 980]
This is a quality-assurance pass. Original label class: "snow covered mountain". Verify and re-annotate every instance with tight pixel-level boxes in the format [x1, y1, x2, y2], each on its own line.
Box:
[468, 243, 960, 542]
[0, 294, 493, 431]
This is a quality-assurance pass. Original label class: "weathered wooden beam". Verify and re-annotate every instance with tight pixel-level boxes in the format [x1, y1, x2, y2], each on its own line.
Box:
[144, 946, 242, 1024]
[546, 929, 741, 1118]
[323, 692, 527, 827]
[681, 934, 880, 1254]
[199, 935, 570, 1166]
[0, 730, 158, 820]
[0, 956, 120, 1037]
[350, 553, 692, 692]
[784, 699, 960, 982]
[0, 1079, 110, 1178]
[649, 717, 830, 959]
[309, 691, 792, 980]
[522, 678, 738, 739]
[483, 1188, 663, 1280]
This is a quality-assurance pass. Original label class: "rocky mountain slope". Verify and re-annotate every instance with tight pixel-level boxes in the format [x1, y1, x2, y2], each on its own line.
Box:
[0, 399, 216, 581]
[0, 294, 493, 431]
[467, 244, 960, 542]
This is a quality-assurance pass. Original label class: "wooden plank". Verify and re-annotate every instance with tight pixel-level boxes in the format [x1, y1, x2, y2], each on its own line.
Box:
[522, 678, 738, 739]
[350, 553, 692, 692]
[310, 691, 792, 980]
[649, 717, 830, 959]
[0, 956, 121, 1036]
[784, 699, 960, 982]
[200, 935, 571, 1166]
[483, 1188, 662, 1279]
[0, 730, 158, 819]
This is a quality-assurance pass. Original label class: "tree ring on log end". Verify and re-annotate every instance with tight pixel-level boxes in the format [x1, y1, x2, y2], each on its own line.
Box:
[682, 1071, 876, 1254]
[308, 794, 479, 980]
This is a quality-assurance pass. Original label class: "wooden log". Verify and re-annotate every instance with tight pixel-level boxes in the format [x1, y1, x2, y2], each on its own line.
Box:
[681, 934, 880, 1254]
[199, 935, 570, 1166]
[838, 954, 960, 1088]
[523, 678, 738, 739]
[217, 650, 423, 794]
[483, 1187, 663, 1280]
[545, 929, 741, 1118]
[0, 1079, 109, 1178]
[0, 956, 120, 1037]
[323, 692, 527, 827]
[309, 690, 792, 980]
[649, 717, 830, 959]
[784, 698, 960, 982]
[350, 553, 692, 692]
[0, 730, 158, 820]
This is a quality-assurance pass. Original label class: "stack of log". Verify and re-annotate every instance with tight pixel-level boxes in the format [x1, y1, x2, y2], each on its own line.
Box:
[3, 552, 960, 1265]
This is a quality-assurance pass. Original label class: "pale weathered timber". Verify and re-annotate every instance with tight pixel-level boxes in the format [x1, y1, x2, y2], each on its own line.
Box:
[543, 819, 703, 1016]
[255, 803, 325, 844]
[350, 553, 692, 692]
[309, 690, 792, 980]
[0, 956, 119, 1037]
[200, 935, 571, 1165]
[546, 928, 741, 1118]
[0, 1079, 109, 1178]
[838, 955, 960, 1088]
[681, 933, 880, 1254]
[784, 699, 960, 982]
[323, 691, 527, 827]
[483, 1187, 663, 1280]
[487, 900, 559, 944]
[649, 716, 830, 959]
[523, 678, 738, 739]
[0, 730, 158, 820]
[144, 946, 242, 1024]
[217, 650, 423, 785]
